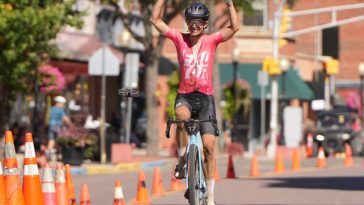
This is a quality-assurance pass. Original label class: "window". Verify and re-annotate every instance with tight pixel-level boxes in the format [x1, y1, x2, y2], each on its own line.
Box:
[243, 0, 267, 27]
[322, 27, 339, 59]
[244, 9, 263, 26]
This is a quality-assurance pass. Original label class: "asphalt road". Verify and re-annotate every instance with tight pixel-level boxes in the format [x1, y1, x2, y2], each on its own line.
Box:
[72, 156, 364, 205]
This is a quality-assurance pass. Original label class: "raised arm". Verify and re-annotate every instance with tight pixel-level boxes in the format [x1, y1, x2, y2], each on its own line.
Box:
[150, 0, 170, 34]
[220, 0, 241, 42]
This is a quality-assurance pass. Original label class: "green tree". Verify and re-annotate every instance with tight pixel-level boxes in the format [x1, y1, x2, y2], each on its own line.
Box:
[0, 1, 83, 132]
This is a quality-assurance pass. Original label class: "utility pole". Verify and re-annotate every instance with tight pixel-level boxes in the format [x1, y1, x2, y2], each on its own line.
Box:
[266, 2, 364, 159]
[266, 0, 286, 159]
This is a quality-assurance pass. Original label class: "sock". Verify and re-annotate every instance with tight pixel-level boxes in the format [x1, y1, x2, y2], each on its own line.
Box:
[207, 179, 215, 196]
[179, 147, 186, 158]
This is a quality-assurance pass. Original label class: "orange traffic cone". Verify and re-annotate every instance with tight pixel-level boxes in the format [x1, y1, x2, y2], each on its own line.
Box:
[249, 155, 260, 177]
[80, 184, 91, 205]
[214, 159, 221, 181]
[169, 167, 184, 192]
[133, 171, 151, 204]
[292, 148, 301, 172]
[3, 131, 25, 205]
[316, 147, 327, 168]
[113, 180, 124, 205]
[306, 133, 314, 158]
[226, 154, 236, 178]
[0, 161, 9, 205]
[152, 167, 165, 196]
[22, 133, 44, 205]
[42, 163, 57, 205]
[55, 164, 70, 205]
[275, 148, 285, 173]
[344, 143, 354, 167]
[65, 164, 77, 205]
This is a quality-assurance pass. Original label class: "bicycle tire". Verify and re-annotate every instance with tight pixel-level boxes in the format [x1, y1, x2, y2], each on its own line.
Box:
[188, 144, 201, 205]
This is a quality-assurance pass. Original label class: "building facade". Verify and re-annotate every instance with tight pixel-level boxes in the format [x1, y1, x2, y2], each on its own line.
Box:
[52, 0, 364, 153]
[160, 0, 364, 150]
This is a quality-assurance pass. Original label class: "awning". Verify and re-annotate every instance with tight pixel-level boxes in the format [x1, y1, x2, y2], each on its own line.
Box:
[219, 63, 314, 100]
[56, 31, 124, 63]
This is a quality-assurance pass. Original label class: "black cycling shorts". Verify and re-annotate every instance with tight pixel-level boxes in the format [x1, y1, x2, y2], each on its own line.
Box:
[175, 91, 219, 136]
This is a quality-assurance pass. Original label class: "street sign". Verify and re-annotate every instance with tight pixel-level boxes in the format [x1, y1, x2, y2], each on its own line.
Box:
[283, 106, 303, 147]
[123, 53, 140, 88]
[88, 46, 120, 76]
[88, 45, 121, 164]
[258, 70, 269, 86]
[311, 99, 325, 110]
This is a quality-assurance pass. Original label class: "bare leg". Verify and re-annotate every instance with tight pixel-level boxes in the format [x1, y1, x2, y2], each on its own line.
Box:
[202, 134, 216, 205]
[47, 139, 55, 150]
[202, 134, 215, 179]
[46, 139, 57, 165]
[175, 106, 190, 156]
[174, 106, 190, 178]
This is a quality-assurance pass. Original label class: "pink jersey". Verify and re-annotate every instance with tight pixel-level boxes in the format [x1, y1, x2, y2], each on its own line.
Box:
[165, 28, 223, 95]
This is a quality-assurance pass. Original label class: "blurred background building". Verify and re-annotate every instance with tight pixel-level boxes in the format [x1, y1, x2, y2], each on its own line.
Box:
[46, 0, 364, 154]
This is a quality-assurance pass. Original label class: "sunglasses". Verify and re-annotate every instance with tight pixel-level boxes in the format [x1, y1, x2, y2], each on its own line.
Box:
[187, 19, 207, 27]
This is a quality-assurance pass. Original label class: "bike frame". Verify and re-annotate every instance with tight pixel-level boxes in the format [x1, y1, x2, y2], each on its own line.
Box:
[165, 116, 218, 204]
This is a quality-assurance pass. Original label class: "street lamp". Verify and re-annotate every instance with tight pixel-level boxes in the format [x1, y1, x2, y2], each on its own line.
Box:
[119, 29, 132, 48]
[118, 29, 141, 145]
[118, 29, 132, 144]
[267, 0, 286, 159]
[358, 62, 364, 124]
[279, 57, 290, 146]
[280, 57, 290, 98]
[232, 47, 240, 108]
[231, 46, 240, 142]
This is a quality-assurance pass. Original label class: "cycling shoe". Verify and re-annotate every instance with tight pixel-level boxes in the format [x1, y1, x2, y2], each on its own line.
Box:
[174, 163, 186, 179]
[184, 188, 189, 199]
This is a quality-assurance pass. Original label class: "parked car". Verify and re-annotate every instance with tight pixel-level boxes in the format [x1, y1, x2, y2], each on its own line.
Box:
[312, 109, 363, 156]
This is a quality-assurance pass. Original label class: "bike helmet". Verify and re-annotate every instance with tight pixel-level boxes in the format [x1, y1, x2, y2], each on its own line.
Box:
[185, 2, 209, 21]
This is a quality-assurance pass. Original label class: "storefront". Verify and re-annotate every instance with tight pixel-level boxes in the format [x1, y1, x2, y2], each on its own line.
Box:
[219, 63, 314, 150]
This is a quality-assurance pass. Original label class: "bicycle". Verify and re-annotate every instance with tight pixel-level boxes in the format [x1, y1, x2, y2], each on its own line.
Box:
[118, 88, 140, 97]
[166, 115, 219, 205]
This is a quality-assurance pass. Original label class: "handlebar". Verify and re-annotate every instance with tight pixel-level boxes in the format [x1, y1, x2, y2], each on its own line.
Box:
[165, 115, 219, 138]
[118, 88, 140, 97]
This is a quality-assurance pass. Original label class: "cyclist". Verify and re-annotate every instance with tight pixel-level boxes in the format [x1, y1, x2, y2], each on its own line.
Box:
[151, 1, 240, 204]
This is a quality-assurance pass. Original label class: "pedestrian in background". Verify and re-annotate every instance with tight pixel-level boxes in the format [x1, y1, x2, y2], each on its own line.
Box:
[46, 95, 73, 159]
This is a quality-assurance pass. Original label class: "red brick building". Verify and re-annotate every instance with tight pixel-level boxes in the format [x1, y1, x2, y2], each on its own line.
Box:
[52, 0, 364, 152]
[159, 0, 364, 149]
[285, 0, 364, 98]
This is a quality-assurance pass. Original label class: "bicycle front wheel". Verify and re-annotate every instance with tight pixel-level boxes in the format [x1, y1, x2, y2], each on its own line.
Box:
[188, 144, 202, 205]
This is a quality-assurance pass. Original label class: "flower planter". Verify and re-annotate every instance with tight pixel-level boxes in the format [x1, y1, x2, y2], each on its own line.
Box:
[61, 145, 84, 165]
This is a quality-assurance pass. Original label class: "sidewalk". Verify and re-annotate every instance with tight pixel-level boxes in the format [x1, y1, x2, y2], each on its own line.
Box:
[69, 148, 233, 176]
[61, 144, 308, 176]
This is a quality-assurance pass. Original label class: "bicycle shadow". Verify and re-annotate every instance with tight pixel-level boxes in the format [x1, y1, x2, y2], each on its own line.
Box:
[260, 176, 364, 191]
[154, 204, 302, 205]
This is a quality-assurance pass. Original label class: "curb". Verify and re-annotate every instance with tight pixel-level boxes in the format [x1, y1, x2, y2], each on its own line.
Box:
[71, 159, 172, 176]
[70, 167, 87, 175]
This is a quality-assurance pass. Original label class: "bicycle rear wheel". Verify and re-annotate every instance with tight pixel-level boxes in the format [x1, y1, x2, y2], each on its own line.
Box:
[188, 144, 202, 205]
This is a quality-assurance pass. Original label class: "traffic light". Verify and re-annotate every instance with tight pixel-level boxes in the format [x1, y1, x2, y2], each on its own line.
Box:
[324, 59, 339, 75]
[269, 59, 282, 75]
[279, 8, 292, 47]
[262, 57, 281, 76]
[262, 57, 273, 73]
